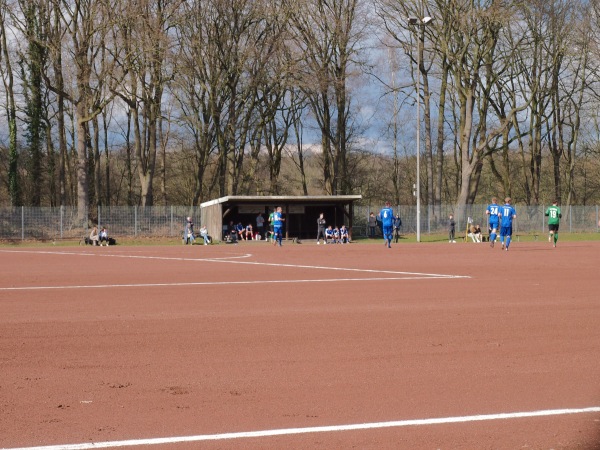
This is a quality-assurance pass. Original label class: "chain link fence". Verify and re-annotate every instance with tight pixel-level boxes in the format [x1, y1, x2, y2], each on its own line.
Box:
[1, 204, 599, 241]
[352, 204, 600, 237]
[0, 206, 201, 241]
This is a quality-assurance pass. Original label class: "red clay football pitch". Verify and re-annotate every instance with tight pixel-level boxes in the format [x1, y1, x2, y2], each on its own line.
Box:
[1, 240, 599, 449]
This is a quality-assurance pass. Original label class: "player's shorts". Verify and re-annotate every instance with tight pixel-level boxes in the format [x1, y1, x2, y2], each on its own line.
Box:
[274, 226, 282, 236]
[383, 226, 393, 237]
[499, 226, 513, 237]
[489, 222, 499, 232]
[549, 224, 559, 232]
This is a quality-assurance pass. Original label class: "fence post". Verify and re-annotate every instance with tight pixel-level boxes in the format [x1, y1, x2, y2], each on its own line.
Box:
[427, 204, 431, 234]
[21, 206, 24, 241]
[569, 205, 572, 233]
[541, 205, 544, 234]
[60, 206, 64, 239]
[135, 205, 138, 236]
[171, 206, 174, 237]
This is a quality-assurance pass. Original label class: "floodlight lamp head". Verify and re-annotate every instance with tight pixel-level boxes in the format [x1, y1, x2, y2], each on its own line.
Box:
[408, 17, 419, 25]
[422, 16, 433, 24]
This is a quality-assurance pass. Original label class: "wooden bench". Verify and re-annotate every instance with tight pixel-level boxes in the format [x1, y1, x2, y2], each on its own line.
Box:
[515, 233, 539, 242]
[80, 236, 117, 246]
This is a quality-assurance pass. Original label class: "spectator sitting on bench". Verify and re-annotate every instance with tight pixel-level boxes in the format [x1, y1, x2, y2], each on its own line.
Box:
[89, 226, 99, 246]
[228, 221, 239, 243]
[245, 223, 253, 241]
[200, 225, 211, 245]
[340, 225, 349, 243]
[468, 224, 482, 243]
[236, 222, 245, 240]
[99, 227, 110, 246]
[325, 226, 334, 244]
[333, 226, 340, 244]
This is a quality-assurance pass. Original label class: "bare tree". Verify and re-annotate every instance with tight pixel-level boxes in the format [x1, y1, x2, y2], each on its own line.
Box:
[173, 0, 237, 203]
[434, 0, 535, 219]
[289, 0, 368, 195]
[46, 0, 70, 206]
[252, 39, 300, 195]
[286, 90, 310, 196]
[39, 0, 127, 218]
[11, 0, 50, 206]
[114, 0, 181, 207]
[549, 1, 594, 208]
[375, 0, 444, 219]
[0, 1, 21, 206]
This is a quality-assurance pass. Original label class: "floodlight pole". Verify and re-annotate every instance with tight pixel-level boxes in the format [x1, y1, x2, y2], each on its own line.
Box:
[416, 35, 422, 243]
[409, 16, 432, 243]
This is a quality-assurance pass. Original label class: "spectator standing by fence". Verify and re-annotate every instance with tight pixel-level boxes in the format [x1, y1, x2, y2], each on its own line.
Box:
[393, 214, 402, 243]
[368, 212, 377, 238]
[184, 217, 195, 245]
[256, 213, 265, 240]
[316, 213, 326, 244]
[448, 214, 456, 243]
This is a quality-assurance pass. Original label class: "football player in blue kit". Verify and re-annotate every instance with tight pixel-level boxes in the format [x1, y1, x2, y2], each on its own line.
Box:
[486, 197, 500, 247]
[273, 206, 285, 246]
[379, 201, 395, 248]
[498, 197, 517, 251]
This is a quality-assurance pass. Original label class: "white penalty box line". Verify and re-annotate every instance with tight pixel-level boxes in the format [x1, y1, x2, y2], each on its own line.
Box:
[0, 249, 469, 291]
[3, 406, 600, 450]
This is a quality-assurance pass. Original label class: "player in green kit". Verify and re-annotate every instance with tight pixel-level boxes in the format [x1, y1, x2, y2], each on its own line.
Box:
[545, 200, 562, 248]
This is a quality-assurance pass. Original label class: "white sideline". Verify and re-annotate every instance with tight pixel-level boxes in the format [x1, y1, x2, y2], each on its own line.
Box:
[0, 275, 465, 291]
[3, 406, 600, 450]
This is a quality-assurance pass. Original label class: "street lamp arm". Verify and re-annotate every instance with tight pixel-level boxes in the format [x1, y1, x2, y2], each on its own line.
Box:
[408, 16, 434, 25]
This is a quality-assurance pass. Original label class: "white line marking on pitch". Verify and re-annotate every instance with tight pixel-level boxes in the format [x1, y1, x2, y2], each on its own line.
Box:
[0, 249, 252, 261]
[202, 258, 459, 278]
[3, 407, 599, 450]
[0, 249, 467, 278]
[0, 276, 465, 292]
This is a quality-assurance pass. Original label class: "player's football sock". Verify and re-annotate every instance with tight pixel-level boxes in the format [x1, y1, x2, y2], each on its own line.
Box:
[505, 237, 511, 248]
[554, 234, 558, 244]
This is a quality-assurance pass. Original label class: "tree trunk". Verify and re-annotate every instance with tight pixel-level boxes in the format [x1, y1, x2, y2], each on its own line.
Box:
[75, 107, 89, 221]
[1, 11, 21, 206]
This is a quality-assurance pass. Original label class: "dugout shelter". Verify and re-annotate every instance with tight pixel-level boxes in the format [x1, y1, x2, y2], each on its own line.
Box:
[200, 195, 362, 242]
